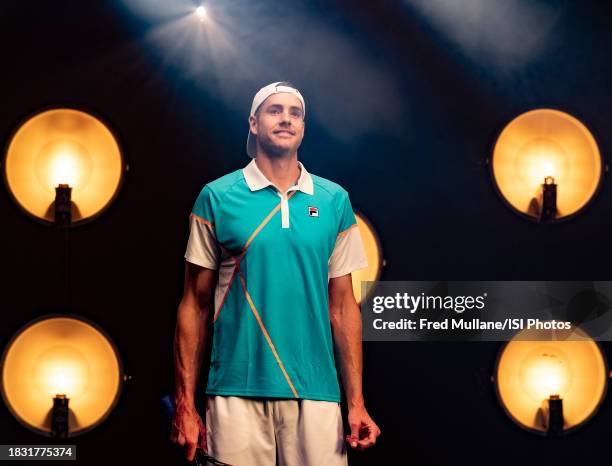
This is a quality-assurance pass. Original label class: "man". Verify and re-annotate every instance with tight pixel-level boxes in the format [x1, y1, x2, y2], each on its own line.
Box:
[172, 81, 380, 466]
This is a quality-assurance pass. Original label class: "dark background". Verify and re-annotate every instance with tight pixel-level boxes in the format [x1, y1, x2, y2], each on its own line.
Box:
[1, 0, 612, 464]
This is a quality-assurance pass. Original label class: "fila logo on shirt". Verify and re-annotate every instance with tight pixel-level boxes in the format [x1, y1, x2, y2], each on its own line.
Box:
[308, 206, 319, 217]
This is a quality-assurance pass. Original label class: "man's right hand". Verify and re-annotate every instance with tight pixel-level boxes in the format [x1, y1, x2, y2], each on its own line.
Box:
[171, 403, 207, 462]
[173, 263, 217, 461]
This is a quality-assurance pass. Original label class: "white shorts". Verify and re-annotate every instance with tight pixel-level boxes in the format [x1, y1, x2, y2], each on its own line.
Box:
[205, 395, 348, 466]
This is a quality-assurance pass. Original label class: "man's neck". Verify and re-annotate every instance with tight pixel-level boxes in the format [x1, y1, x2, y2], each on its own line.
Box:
[254, 153, 301, 193]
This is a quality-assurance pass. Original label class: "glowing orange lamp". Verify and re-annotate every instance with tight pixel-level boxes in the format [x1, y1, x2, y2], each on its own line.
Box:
[3, 108, 126, 226]
[494, 324, 607, 435]
[351, 211, 384, 304]
[491, 109, 603, 222]
[0, 315, 124, 437]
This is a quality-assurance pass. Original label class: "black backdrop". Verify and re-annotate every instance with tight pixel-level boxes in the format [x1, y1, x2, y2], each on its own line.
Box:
[2, 0, 612, 464]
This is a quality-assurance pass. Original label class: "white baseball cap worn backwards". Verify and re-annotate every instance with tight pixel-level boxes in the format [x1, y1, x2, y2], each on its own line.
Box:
[246, 81, 305, 158]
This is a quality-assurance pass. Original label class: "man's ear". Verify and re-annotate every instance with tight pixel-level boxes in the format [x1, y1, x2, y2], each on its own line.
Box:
[249, 115, 258, 136]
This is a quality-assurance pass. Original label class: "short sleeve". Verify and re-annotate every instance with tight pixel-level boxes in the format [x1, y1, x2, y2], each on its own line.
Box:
[328, 191, 368, 278]
[184, 185, 220, 270]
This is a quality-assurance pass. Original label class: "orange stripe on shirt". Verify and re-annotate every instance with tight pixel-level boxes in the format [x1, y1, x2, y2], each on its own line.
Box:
[238, 190, 298, 263]
[213, 191, 299, 324]
[190, 213, 214, 229]
[237, 267, 299, 398]
[241, 204, 280, 255]
[197, 189, 298, 269]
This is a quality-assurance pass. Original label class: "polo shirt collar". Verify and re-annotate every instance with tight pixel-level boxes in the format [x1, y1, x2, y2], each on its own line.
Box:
[243, 159, 314, 195]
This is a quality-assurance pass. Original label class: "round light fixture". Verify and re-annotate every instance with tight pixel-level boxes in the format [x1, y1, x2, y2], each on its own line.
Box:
[491, 109, 603, 222]
[352, 211, 383, 304]
[0, 315, 123, 437]
[195, 5, 206, 19]
[3, 108, 126, 225]
[494, 324, 607, 434]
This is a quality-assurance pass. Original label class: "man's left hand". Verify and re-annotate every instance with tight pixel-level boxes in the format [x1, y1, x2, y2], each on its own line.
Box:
[345, 406, 381, 450]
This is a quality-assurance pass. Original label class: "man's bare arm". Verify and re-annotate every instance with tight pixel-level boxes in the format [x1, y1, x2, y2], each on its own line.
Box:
[172, 261, 217, 461]
[329, 273, 381, 450]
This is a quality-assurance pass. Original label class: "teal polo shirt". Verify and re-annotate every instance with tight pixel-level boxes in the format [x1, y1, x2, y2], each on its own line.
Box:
[185, 159, 367, 402]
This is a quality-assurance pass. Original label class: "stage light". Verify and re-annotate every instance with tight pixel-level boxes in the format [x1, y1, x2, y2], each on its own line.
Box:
[3, 108, 126, 226]
[352, 211, 384, 304]
[494, 324, 607, 435]
[195, 5, 206, 20]
[491, 109, 602, 222]
[0, 315, 124, 437]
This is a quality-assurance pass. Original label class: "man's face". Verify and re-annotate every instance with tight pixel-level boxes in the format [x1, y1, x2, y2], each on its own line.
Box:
[249, 92, 305, 158]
